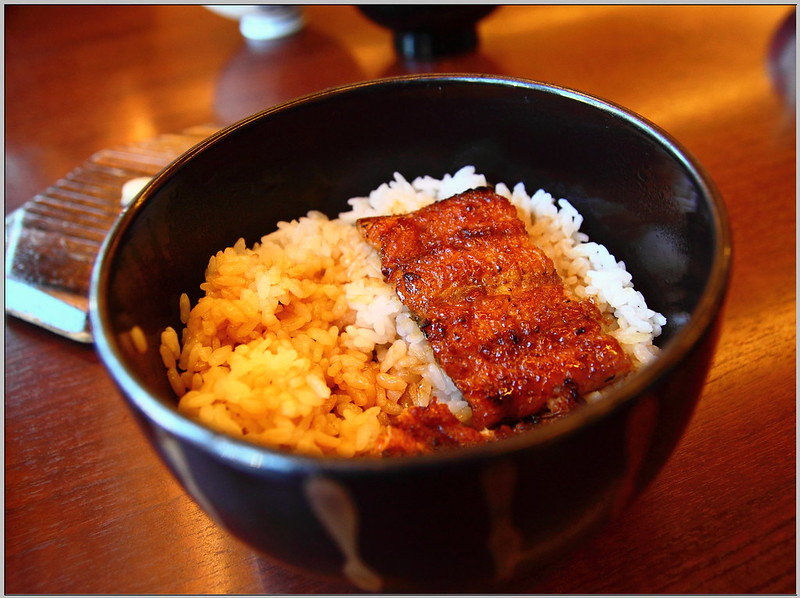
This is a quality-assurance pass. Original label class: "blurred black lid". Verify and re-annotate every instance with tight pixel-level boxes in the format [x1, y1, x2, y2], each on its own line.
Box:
[358, 5, 497, 61]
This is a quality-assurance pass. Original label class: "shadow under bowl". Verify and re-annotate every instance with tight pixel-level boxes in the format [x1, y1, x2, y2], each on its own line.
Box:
[89, 74, 731, 592]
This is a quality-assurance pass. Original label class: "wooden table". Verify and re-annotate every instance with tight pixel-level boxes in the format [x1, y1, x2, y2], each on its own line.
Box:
[5, 5, 795, 594]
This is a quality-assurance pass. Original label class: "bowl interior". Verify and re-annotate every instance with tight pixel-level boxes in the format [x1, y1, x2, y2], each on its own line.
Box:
[92, 75, 727, 456]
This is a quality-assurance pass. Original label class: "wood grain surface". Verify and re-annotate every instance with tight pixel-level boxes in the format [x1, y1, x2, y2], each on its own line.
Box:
[5, 5, 795, 594]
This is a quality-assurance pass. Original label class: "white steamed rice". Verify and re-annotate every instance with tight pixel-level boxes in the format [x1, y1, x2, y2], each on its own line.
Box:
[159, 166, 666, 457]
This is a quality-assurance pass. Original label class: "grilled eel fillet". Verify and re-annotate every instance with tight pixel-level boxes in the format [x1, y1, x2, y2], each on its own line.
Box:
[357, 187, 632, 430]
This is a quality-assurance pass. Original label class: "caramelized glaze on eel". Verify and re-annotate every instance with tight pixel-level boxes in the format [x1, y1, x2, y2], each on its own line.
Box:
[358, 188, 632, 453]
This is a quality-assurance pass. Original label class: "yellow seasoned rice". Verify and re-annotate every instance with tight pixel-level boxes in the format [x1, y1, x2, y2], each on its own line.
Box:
[163, 211, 444, 457]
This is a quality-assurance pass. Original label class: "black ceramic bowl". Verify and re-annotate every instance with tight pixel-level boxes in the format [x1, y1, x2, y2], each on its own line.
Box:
[89, 75, 731, 591]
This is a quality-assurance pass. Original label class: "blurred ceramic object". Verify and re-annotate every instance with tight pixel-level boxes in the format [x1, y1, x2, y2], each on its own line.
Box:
[767, 8, 796, 111]
[206, 5, 304, 42]
[359, 5, 497, 61]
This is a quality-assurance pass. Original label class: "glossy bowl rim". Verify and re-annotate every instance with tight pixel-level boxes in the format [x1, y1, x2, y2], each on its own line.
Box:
[89, 73, 732, 475]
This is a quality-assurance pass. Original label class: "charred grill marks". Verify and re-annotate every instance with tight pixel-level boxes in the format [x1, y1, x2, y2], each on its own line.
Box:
[358, 187, 632, 431]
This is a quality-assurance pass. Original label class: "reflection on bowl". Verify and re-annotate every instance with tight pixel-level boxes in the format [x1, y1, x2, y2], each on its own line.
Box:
[90, 75, 731, 591]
